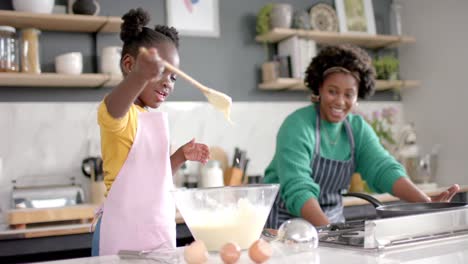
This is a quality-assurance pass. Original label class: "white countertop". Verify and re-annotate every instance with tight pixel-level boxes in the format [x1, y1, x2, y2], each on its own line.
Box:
[36, 235, 468, 264]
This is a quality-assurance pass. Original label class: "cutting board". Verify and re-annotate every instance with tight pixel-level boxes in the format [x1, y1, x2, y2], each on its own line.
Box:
[8, 204, 96, 229]
[0, 223, 92, 239]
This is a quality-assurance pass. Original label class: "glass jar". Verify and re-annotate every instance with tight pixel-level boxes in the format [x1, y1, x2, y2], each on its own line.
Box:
[200, 160, 224, 188]
[390, 2, 403, 35]
[21, 28, 41, 74]
[0, 26, 19, 72]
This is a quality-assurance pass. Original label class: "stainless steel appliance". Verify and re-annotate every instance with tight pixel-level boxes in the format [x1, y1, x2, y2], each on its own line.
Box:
[318, 207, 468, 250]
[11, 178, 85, 209]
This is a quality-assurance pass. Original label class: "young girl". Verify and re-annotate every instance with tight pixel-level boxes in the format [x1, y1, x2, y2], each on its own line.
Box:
[92, 8, 210, 256]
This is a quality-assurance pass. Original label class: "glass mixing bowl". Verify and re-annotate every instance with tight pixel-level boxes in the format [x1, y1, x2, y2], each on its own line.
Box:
[172, 184, 279, 251]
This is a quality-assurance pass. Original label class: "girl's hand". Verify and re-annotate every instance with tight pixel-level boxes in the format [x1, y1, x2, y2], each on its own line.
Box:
[431, 184, 460, 202]
[181, 138, 210, 164]
[133, 47, 164, 81]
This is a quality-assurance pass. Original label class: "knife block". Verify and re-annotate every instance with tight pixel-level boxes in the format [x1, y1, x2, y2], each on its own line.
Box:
[223, 167, 243, 186]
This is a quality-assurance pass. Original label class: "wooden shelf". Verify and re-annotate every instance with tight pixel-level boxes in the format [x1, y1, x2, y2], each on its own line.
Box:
[258, 78, 420, 91]
[256, 28, 416, 49]
[0, 10, 122, 33]
[0, 73, 122, 87]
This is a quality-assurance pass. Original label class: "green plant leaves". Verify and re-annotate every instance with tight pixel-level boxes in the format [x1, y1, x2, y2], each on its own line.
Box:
[256, 4, 274, 35]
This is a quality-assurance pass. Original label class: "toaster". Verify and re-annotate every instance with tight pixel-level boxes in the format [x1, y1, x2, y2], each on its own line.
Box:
[11, 184, 85, 209]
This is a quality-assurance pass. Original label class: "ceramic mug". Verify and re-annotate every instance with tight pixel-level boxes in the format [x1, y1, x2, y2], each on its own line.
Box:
[100, 46, 122, 75]
[270, 4, 293, 29]
[55, 52, 83, 75]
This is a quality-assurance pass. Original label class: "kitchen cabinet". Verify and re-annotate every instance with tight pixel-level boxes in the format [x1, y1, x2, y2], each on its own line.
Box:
[256, 27, 420, 93]
[0, 224, 193, 263]
[0, 10, 123, 88]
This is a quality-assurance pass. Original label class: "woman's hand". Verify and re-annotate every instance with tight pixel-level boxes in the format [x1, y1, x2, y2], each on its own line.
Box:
[430, 184, 460, 202]
[181, 138, 210, 164]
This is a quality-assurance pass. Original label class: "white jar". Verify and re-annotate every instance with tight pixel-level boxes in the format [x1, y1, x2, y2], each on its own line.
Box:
[100, 46, 122, 75]
[200, 160, 224, 188]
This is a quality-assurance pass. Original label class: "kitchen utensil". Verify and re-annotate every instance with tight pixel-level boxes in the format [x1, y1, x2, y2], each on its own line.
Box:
[224, 164, 243, 186]
[343, 192, 468, 218]
[224, 147, 244, 186]
[171, 184, 279, 251]
[81, 157, 103, 181]
[81, 157, 105, 204]
[118, 248, 179, 263]
[241, 158, 250, 183]
[162, 60, 232, 123]
[140, 47, 232, 123]
[261, 218, 318, 252]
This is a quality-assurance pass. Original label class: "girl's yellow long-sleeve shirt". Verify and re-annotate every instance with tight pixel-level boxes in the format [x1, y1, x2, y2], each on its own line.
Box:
[97, 102, 147, 195]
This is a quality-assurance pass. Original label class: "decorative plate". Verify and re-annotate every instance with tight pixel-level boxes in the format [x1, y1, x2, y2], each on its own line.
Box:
[309, 3, 339, 32]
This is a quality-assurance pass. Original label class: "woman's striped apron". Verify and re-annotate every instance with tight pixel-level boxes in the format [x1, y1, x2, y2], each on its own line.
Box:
[266, 108, 355, 228]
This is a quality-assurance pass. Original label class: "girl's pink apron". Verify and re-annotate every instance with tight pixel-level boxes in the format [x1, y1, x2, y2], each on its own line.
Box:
[99, 111, 175, 255]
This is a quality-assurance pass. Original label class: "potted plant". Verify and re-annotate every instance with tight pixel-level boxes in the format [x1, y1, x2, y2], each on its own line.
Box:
[373, 55, 399, 80]
[256, 4, 274, 35]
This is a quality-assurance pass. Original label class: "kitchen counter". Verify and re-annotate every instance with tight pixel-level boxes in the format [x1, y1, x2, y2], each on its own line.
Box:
[33, 235, 468, 264]
[1, 185, 466, 262]
[1, 185, 466, 239]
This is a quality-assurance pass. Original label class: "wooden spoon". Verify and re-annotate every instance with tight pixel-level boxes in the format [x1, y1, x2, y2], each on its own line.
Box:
[162, 61, 233, 123]
[140, 47, 233, 123]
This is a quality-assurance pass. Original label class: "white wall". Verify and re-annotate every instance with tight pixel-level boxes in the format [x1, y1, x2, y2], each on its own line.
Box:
[398, 0, 468, 185]
[0, 101, 403, 227]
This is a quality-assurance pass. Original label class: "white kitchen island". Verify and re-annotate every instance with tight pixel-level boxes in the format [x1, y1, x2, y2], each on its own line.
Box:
[36, 235, 468, 264]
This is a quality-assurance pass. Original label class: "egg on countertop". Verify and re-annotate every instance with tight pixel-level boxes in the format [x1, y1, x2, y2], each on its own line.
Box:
[220, 242, 241, 264]
[248, 239, 272, 263]
[184, 240, 209, 264]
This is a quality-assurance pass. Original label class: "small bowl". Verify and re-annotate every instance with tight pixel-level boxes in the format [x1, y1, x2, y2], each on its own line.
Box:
[55, 52, 83, 75]
[12, 0, 55, 14]
[172, 184, 279, 251]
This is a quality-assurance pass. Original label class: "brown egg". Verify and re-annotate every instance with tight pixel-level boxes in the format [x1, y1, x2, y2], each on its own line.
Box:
[184, 240, 209, 264]
[248, 239, 272, 263]
[220, 242, 241, 264]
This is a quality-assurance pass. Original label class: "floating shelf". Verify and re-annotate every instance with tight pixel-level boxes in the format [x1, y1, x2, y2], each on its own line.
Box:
[258, 78, 420, 91]
[0, 10, 122, 33]
[256, 28, 416, 49]
[0, 73, 122, 87]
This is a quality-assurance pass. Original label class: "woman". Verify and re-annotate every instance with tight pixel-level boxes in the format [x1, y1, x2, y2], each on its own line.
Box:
[264, 44, 459, 228]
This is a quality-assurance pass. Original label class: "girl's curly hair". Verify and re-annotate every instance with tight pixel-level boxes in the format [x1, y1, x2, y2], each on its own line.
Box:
[120, 8, 179, 59]
[304, 44, 376, 99]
